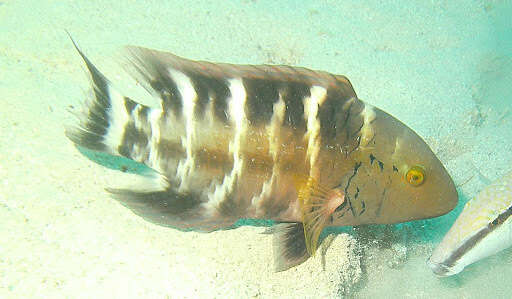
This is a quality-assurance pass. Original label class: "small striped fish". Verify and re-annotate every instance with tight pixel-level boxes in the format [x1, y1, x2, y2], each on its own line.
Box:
[429, 171, 512, 276]
[67, 38, 457, 271]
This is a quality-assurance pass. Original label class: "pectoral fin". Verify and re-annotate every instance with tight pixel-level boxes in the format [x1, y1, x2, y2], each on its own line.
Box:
[296, 176, 345, 257]
[272, 223, 310, 272]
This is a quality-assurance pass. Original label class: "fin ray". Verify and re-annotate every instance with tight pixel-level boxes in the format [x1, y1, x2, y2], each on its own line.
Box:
[272, 223, 310, 272]
[296, 176, 345, 256]
[126, 46, 358, 99]
[107, 186, 235, 232]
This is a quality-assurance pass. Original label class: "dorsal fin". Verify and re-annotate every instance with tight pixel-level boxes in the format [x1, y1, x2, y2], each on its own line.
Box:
[125, 46, 358, 99]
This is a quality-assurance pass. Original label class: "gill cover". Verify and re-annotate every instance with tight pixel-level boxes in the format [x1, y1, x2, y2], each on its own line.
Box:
[322, 103, 458, 227]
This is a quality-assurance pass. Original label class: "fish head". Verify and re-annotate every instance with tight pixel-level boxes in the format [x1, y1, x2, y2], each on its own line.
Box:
[325, 102, 458, 225]
[427, 257, 465, 277]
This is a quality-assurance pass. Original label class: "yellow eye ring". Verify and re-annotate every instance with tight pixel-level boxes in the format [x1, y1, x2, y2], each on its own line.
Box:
[406, 166, 425, 186]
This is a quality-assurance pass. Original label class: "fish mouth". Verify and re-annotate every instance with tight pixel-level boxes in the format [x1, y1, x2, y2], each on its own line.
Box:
[426, 257, 461, 277]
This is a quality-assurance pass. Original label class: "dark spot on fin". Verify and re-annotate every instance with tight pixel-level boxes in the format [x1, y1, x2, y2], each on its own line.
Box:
[378, 160, 384, 172]
[272, 223, 310, 272]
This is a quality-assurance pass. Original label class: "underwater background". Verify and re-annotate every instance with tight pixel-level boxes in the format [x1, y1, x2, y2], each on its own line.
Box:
[1, 0, 511, 297]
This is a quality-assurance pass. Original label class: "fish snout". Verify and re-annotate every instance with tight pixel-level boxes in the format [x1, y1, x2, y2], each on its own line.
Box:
[427, 257, 462, 277]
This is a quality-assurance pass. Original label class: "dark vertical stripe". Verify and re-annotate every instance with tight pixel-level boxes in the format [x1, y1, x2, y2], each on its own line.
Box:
[282, 82, 309, 131]
[143, 57, 183, 117]
[149, 74, 182, 117]
[188, 73, 210, 120]
[347, 101, 365, 136]
[187, 74, 231, 123]
[243, 78, 280, 125]
[318, 89, 345, 140]
[337, 98, 364, 144]
[210, 77, 231, 124]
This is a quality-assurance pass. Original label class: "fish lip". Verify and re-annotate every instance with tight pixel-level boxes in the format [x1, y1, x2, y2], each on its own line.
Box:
[426, 258, 459, 277]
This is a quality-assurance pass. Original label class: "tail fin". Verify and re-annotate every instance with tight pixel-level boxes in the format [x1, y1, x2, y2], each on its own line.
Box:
[65, 38, 230, 231]
[66, 37, 152, 163]
[65, 37, 112, 152]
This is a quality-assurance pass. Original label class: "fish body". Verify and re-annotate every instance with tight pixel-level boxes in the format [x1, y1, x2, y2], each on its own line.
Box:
[67, 38, 457, 271]
[429, 171, 512, 276]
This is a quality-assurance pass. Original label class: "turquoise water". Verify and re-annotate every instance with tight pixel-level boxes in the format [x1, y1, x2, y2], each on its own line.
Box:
[1, 1, 511, 298]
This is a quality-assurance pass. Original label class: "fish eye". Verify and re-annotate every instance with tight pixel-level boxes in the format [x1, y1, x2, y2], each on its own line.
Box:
[406, 166, 425, 186]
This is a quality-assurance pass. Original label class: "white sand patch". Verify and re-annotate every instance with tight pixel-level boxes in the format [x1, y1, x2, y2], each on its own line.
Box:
[1, 0, 512, 298]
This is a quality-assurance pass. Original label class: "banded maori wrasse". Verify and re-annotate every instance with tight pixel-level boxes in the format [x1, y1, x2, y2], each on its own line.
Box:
[67, 38, 458, 271]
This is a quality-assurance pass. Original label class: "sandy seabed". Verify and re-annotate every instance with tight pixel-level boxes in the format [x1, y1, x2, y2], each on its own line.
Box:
[1, 1, 511, 298]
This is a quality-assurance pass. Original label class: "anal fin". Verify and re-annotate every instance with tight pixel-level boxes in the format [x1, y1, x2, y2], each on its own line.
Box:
[106, 184, 229, 232]
[272, 223, 310, 272]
